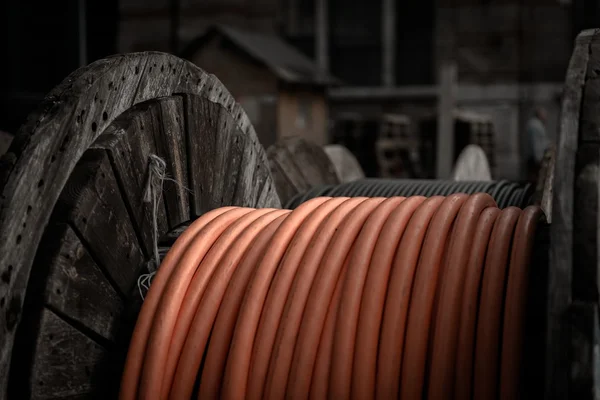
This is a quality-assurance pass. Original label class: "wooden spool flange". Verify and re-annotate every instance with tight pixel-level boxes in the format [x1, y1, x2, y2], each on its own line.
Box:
[547, 28, 600, 399]
[266, 136, 340, 206]
[323, 144, 365, 183]
[0, 52, 280, 399]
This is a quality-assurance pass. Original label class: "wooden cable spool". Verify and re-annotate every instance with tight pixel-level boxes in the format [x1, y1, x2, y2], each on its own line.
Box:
[266, 136, 340, 206]
[0, 52, 280, 399]
[323, 144, 365, 183]
[546, 28, 600, 399]
[0, 26, 599, 399]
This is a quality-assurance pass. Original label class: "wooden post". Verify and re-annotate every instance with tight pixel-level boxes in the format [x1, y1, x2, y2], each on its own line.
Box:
[382, 0, 396, 87]
[315, 0, 329, 75]
[436, 62, 457, 179]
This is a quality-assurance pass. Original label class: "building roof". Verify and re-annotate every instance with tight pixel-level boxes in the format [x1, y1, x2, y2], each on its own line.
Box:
[181, 25, 340, 86]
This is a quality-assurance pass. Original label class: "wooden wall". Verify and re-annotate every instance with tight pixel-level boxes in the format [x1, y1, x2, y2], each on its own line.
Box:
[189, 36, 279, 146]
[435, 0, 573, 83]
[278, 88, 328, 146]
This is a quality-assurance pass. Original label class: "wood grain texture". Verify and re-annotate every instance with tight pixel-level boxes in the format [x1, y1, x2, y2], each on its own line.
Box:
[547, 28, 596, 400]
[183, 93, 280, 216]
[568, 301, 600, 399]
[568, 28, 600, 400]
[573, 144, 599, 303]
[0, 52, 280, 399]
[267, 136, 340, 206]
[56, 150, 144, 295]
[153, 96, 190, 228]
[28, 309, 106, 400]
[10, 306, 107, 400]
[43, 224, 123, 342]
[92, 103, 170, 259]
[539, 147, 555, 223]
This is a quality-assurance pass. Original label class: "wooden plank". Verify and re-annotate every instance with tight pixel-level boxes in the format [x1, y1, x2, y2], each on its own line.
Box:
[540, 147, 555, 223]
[222, 114, 248, 207]
[43, 224, 123, 342]
[582, 33, 600, 142]
[547, 28, 595, 400]
[208, 103, 237, 210]
[154, 96, 191, 228]
[56, 149, 144, 295]
[579, 77, 600, 142]
[183, 93, 220, 216]
[92, 104, 169, 259]
[568, 301, 600, 399]
[229, 126, 254, 207]
[29, 308, 107, 400]
[573, 144, 599, 303]
[268, 151, 307, 206]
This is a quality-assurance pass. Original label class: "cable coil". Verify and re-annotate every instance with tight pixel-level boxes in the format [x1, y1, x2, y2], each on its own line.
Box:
[286, 180, 534, 210]
[120, 194, 543, 400]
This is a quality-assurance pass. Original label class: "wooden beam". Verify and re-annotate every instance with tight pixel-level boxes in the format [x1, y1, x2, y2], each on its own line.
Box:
[436, 62, 457, 179]
[328, 82, 563, 102]
[382, 0, 396, 87]
[315, 0, 329, 74]
[329, 85, 439, 100]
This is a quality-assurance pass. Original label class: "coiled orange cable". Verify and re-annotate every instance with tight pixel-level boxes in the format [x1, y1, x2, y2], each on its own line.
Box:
[119, 194, 543, 400]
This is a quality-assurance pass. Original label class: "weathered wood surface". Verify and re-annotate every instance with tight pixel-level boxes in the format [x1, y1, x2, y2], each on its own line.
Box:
[535, 146, 555, 222]
[91, 103, 170, 259]
[56, 150, 145, 294]
[323, 144, 365, 183]
[153, 97, 190, 228]
[547, 28, 599, 400]
[11, 308, 107, 399]
[0, 52, 280, 399]
[42, 224, 123, 341]
[267, 136, 340, 206]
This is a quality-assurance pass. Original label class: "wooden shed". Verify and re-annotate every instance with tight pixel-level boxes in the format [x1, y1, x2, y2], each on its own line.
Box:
[181, 25, 339, 148]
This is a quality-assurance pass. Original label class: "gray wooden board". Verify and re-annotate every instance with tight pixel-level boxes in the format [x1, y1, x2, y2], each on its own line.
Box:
[568, 301, 600, 399]
[548, 28, 597, 400]
[29, 309, 107, 399]
[43, 224, 123, 342]
[56, 149, 145, 295]
[153, 96, 191, 228]
[0, 52, 281, 399]
[92, 103, 170, 259]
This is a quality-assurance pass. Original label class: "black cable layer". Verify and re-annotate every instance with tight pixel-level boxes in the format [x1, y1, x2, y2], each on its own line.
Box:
[285, 179, 534, 210]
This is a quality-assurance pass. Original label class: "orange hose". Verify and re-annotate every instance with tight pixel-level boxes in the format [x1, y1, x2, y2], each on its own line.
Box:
[119, 194, 543, 400]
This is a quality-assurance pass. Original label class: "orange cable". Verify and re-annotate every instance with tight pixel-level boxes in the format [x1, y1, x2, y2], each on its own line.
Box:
[119, 194, 543, 400]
